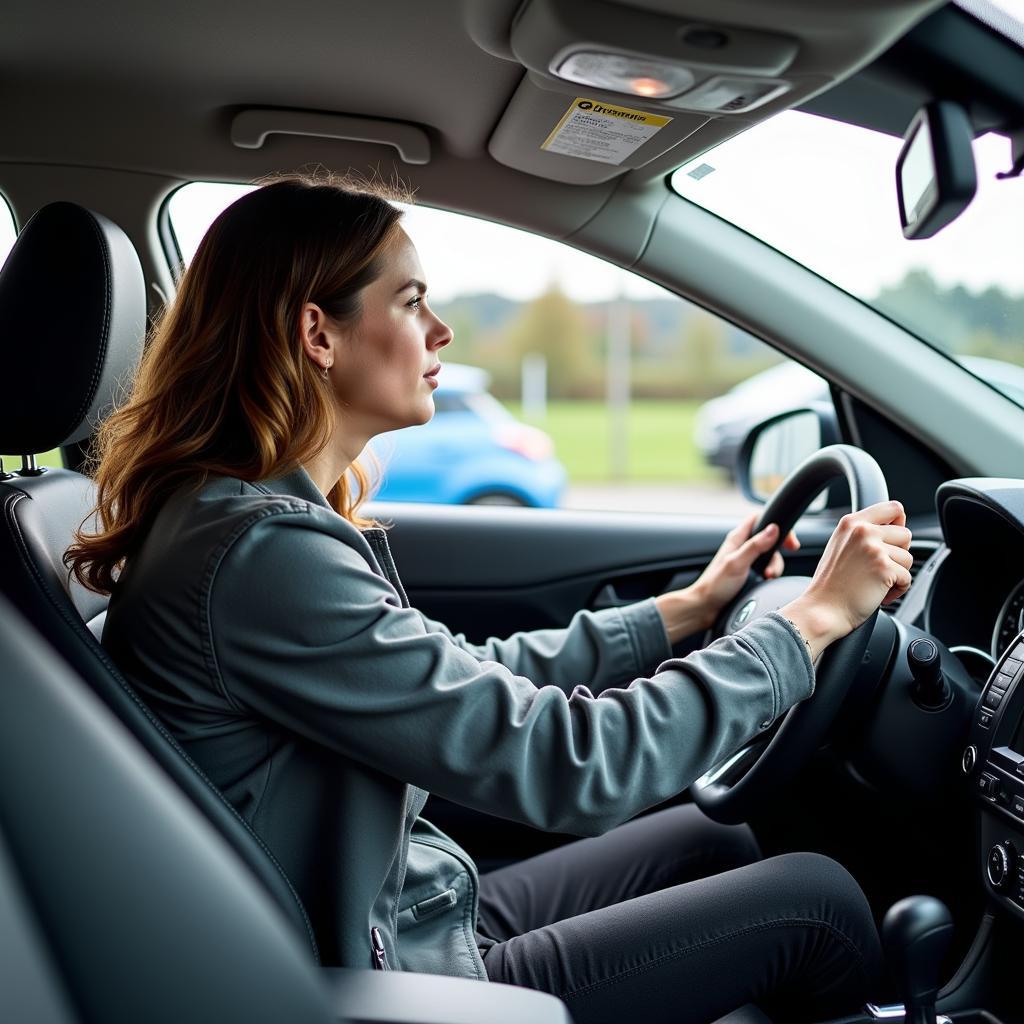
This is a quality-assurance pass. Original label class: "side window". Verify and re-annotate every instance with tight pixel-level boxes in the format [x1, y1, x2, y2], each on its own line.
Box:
[0, 197, 63, 471]
[166, 183, 826, 516]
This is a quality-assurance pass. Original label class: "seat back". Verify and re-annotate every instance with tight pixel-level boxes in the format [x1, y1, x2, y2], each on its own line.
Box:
[0, 201, 319, 961]
[0, 593, 335, 1024]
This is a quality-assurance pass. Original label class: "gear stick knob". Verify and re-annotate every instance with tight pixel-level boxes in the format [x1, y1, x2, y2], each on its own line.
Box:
[907, 639, 950, 709]
[882, 896, 954, 1024]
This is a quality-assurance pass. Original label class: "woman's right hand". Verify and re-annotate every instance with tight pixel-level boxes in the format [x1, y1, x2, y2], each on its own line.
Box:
[779, 500, 914, 661]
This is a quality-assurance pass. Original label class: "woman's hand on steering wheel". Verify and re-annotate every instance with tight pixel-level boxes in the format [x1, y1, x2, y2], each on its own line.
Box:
[691, 447, 913, 824]
[655, 513, 801, 643]
[693, 511, 801, 609]
[779, 500, 914, 661]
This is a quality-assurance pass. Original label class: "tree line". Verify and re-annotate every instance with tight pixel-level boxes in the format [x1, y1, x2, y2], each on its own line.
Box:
[432, 270, 1024, 402]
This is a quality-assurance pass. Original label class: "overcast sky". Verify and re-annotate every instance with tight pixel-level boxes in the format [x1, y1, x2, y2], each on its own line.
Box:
[167, 182, 672, 303]
[671, 112, 1023, 300]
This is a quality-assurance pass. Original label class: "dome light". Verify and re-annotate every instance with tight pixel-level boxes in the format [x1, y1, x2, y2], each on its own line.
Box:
[630, 77, 670, 97]
[554, 51, 694, 99]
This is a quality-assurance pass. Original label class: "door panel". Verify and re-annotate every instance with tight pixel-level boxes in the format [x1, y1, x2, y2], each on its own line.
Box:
[366, 500, 835, 870]
[373, 502, 834, 593]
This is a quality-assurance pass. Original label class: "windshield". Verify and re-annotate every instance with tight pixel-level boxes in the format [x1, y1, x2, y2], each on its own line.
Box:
[670, 110, 1024, 408]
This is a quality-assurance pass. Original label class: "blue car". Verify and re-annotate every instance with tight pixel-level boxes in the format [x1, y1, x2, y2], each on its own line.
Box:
[368, 364, 566, 507]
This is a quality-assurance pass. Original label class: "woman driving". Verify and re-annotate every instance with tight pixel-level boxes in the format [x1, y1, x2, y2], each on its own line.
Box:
[67, 176, 913, 1024]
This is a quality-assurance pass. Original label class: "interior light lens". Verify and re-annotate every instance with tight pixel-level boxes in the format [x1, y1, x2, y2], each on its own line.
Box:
[555, 51, 694, 99]
[630, 77, 669, 97]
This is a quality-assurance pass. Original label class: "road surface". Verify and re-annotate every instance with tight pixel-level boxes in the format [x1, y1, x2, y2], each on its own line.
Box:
[562, 482, 760, 517]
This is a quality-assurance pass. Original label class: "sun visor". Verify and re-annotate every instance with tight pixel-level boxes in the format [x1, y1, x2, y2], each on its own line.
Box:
[490, 0, 797, 183]
[489, 74, 708, 184]
[483, 0, 950, 184]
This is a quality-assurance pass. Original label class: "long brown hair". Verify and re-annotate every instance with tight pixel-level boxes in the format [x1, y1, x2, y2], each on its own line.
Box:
[66, 174, 407, 594]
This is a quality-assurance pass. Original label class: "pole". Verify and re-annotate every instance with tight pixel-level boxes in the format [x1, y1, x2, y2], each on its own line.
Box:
[607, 289, 630, 479]
[521, 352, 547, 421]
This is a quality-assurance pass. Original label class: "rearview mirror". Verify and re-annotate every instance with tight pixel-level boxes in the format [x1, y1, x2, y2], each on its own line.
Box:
[896, 101, 977, 239]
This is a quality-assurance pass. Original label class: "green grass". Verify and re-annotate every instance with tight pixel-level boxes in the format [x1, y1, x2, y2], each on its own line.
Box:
[0, 449, 63, 472]
[505, 399, 718, 483]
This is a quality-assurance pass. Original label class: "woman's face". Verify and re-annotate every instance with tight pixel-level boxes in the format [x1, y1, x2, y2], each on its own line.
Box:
[329, 227, 453, 440]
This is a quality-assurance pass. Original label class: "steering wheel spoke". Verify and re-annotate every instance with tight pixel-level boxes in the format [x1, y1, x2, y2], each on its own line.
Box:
[698, 734, 771, 789]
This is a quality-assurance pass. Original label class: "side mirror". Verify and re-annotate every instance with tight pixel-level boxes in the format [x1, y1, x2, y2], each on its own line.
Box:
[896, 101, 977, 239]
[737, 404, 842, 509]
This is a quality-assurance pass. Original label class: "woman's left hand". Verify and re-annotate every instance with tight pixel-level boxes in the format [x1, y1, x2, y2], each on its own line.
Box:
[692, 512, 800, 617]
[655, 513, 800, 643]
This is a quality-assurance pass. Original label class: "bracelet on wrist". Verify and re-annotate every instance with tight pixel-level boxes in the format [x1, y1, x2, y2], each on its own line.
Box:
[779, 614, 816, 666]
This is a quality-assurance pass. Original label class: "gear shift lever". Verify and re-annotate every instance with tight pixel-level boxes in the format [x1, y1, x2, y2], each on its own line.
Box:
[881, 896, 954, 1024]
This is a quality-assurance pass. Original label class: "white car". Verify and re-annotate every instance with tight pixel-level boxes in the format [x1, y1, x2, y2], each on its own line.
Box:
[697, 356, 1024, 475]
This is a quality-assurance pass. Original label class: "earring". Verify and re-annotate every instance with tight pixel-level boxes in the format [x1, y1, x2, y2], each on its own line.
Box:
[321, 360, 332, 380]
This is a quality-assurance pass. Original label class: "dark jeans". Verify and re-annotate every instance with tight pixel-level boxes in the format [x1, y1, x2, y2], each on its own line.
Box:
[477, 804, 883, 1024]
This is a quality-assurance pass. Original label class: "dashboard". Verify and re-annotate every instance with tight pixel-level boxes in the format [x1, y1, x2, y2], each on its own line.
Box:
[923, 479, 1024, 924]
[918, 484, 1024, 685]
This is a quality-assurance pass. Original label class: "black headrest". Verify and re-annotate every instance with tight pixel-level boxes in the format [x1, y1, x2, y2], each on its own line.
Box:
[0, 202, 146, 454]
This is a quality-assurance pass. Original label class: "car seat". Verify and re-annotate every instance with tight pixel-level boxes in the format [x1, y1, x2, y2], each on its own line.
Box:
[0, 200, 321, 959]
[0, 590, 573, 1023]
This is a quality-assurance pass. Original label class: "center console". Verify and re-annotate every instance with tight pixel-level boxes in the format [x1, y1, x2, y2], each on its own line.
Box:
[964, 631, 1024, 918]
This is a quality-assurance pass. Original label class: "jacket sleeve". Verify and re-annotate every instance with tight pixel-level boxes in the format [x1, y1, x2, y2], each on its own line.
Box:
[209, 507, 815, 837]
[415, 600, 672, 695]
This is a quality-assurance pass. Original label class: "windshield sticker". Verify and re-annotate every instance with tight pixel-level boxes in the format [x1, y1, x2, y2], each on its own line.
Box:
[542, 98, 671, 165]
[687, 163, 716, 180]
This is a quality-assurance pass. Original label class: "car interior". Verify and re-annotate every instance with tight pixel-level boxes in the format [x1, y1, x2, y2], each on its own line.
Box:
[1, 1, 1023, 1022]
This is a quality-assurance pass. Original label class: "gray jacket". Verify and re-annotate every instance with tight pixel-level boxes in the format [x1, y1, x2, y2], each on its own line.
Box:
[103, 467, 814, 978]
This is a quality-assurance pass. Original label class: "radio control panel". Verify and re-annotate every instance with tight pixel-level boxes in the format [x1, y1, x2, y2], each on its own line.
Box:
[966, 633, 1024, 920]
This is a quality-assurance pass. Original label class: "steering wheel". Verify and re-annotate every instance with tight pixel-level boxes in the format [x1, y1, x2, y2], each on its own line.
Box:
[691, 444, 889, 825]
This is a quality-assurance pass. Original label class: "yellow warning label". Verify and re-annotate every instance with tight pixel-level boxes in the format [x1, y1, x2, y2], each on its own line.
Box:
[542, 97, 672, 165]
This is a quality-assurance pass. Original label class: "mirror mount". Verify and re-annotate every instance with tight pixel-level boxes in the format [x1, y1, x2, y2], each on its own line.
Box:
[996, 128, 1024, 181]
[896, 100, 977, 239]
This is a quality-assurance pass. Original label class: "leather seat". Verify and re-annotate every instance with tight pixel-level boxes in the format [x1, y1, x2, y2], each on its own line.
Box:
[0, 592, 336, 1024]
[0, 588, 579, 1022]
[0, 201, 320, 960]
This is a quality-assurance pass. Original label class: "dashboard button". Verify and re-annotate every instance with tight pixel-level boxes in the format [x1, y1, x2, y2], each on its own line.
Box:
[995, 672, 1015, 690]
[1013, 642, 1024, 662]
[979, 709, 994, 729]
[1003, 657, 1022, 677]
[1013, 796, 1024, 818]
[988, 843, 1014, 888]
[963, 745, 977, 774]
[984, 690, 1005, 709]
